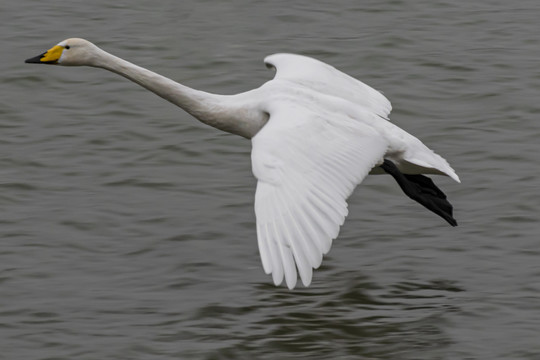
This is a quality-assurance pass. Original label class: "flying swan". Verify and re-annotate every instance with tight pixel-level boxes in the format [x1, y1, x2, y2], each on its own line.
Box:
[26, 38, 460, 289]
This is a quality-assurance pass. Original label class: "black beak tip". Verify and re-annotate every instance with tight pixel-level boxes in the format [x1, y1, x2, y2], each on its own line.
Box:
[25, 54, 44, 64]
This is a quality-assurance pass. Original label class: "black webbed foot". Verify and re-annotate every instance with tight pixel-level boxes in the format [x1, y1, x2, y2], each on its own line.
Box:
[380, 159, 457, 227]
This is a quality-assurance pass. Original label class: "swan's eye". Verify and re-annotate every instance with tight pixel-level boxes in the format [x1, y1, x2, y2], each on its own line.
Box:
[65, 45, 70, 50]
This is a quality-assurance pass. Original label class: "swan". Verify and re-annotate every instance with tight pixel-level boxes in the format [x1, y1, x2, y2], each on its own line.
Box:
[26, 38, 460, 289]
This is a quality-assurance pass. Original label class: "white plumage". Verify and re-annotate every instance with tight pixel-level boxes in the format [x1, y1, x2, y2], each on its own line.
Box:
[26, 39, 460, 289]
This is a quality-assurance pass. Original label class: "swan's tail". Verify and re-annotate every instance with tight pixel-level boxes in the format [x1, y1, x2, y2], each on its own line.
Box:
[381, 120, 460, 183]
[401, 135, 459, 183]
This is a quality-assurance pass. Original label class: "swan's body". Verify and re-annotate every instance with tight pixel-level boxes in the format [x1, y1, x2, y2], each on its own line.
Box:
[26, 38, 460, 289]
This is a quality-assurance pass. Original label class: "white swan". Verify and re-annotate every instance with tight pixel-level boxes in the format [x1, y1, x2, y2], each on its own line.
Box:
[26, 38, 460, 289]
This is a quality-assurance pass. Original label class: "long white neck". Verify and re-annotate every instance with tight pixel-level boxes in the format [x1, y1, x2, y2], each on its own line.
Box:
[88, 48, 267, 138]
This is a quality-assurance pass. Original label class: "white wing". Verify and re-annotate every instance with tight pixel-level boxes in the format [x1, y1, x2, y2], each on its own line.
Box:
[251, 105, 388, 289]
[263, 54, 460, 183]
[264, 53, 392, 119]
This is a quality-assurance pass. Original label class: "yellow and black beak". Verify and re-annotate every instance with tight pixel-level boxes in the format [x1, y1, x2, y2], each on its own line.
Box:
[25, 45, 64, 64]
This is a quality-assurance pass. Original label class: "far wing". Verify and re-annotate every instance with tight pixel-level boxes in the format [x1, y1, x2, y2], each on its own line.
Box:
[264, 53, 392, 119]
[251, 105, 388, 289]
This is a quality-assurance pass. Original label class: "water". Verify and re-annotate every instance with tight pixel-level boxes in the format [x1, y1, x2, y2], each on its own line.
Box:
[2, 0, 540, 359]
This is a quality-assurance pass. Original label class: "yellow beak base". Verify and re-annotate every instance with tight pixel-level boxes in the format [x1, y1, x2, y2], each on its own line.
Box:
[25, 45, 64, 64]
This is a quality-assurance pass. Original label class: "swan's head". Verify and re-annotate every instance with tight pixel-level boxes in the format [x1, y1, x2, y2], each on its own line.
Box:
[25, 38, 101, 66]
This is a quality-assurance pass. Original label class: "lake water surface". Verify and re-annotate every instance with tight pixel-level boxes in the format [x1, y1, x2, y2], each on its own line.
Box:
[2, 0, 540, 359]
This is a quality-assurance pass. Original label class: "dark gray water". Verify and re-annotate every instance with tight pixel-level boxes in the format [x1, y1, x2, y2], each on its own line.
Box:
[2, 0, 540, 359]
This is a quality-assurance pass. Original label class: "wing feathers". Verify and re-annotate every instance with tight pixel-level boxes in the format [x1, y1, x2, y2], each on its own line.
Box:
[252, 109, 388, 288]
[251, 54, 459, 288]
[280, 187, 322, 269]
[264, 53, 392, 118]
[277, 204, 312, 287]
[256, 223, 272, 274]
[266, 223, 284, 285]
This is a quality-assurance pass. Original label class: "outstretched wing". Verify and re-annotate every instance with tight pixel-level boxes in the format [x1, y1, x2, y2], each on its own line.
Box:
[251, 105, 388, 289]
[264, 53, 392, 119]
